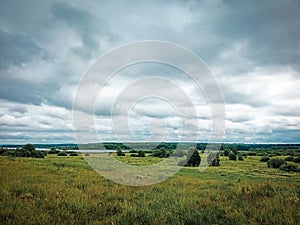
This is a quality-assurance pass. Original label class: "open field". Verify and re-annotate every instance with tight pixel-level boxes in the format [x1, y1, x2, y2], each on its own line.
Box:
[0, 154, 299, 225]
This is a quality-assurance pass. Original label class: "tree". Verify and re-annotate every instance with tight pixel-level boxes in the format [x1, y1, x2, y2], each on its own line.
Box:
[238, 155, 244, 161]
[232, 146, 238, 155]
[224, 149, 230, 156]
[279, 163, 298, 172]
[22, 143, 35, 152]
[207, 153, 220, 166]
[138, 150, 145, 157]
[185, 149, 201, 167]
[260, 156, 270, 162]
[267, 158, 284, 168]
[293, 156, 300, 163]
[116, 147, 125, 156]
[228, 152, 237, 160]
[49, 147, 58, 154]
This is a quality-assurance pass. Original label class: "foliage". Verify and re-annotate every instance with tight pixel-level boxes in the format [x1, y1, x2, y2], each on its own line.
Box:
[279, 163, 299, 172]
[238, 155, 244, 161]
[260, 156, 270, 162]
[69, 152, 79, 156]
[138, 150, 145, 157]
[151, 148, 170, 158]
[207, 153, 220, 166]
[57, 151, 68, 156]
[22, 143, 36, 152]
[267, 158, 285, 168]
[185, 149, 201, 167]
[48, 147, 59, 154]
[223, 149, 230, 156]
[228, 152, 237, 160]
[293, 156, 300, 163]
[116, 147, 125, 156]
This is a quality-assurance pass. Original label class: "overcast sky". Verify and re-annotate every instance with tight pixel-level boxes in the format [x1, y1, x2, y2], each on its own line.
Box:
[0, 0, 300, 144]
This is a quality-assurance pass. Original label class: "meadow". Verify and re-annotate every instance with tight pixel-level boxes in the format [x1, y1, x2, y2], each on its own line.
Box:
[0, 153, 299, 224]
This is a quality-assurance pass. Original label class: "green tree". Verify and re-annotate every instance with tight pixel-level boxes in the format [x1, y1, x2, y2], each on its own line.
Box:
[228, 152, 237, 160]
[138, 150, 145, 157]
[208, 153, 220, 166]
[116, 147, 125, 156]
[186, 149, 201, 167]
[267, 158, 284, 168]
[22, 143, 35, 152]
[224, 149, 230, 156]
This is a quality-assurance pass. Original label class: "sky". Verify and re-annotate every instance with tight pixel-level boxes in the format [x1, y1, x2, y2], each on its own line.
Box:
[0, 0, 300, 144]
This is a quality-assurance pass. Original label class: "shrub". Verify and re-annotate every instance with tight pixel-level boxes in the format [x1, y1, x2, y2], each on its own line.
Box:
[247, 152, 257, 156]
[15, 149, 31, 157]
[138, 150, 145, 157]
[31, 151, 45, 158]
[223, 149, 230, 156]
[260, 156, 270, 162]
[22, 143, 35, 152]
[293, 156, 300, 163]
[279, 163, 299, 172]
[69, 152, 79, 156]
[284, 156, 294, 162]
[207, 153, 220, 166]
[228, 152, 237, 160]
[238, 155, 244, 161]
[185, 149, 201, 167]
[48, 147, 59, 154]
[130, 153, 139, 157]
[116, 148, 125, 156]
[267, 158, 284, 168]
[151, 148, 170, 158]
[57, 151, 68, 156]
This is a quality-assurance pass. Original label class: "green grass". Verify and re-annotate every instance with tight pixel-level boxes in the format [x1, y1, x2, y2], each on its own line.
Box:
[0, 154, 299, 224]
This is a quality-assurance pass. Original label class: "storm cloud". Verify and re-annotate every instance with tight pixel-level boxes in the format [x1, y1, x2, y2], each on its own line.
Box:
[0, 0, 299, 143]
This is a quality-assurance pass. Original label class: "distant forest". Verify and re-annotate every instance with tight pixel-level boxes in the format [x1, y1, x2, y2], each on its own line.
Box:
[1, 142, 300, 152]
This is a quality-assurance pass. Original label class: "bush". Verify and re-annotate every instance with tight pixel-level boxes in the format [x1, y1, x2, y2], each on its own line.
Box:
[138, 150, 145, 157]
[260, 156, 270, 162]
[293, 156, 300, 163]
[223, 149, 230, 156]
[151, 148, 170, 158]
[57, 151, 68, 156]
[22, 143, 35, 152]
[69, 152, 79, 156]
[31, 151, 45, 158]
[15, 149, 31, 157]
[185, 149, 201, 167]
[238, 155, 244, 161]
[207, 153, 220, 166]
[247, 152, 257, 156]
[267, 158, 284, 168]
[284, 156, 294, 162]
[48, 148, 59, 154]
[279, 163, 299, 172]
[130, 153, 139, 157]
[228, 152, 237, 160]
[116, 148, 125, 156]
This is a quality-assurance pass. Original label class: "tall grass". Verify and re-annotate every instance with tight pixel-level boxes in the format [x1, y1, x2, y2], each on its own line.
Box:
[0, 154, 299, 224]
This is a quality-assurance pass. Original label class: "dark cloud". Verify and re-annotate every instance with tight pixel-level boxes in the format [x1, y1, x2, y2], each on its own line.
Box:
[50, 2, 102, 59]
[0, 0, 299, 143]
[0, 29, 43, 69]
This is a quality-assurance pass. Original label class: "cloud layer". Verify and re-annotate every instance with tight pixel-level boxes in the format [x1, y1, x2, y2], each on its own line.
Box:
[0, 0, 300, 143]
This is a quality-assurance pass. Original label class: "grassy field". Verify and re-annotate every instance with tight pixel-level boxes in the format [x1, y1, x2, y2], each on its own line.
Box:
[0, 153, 299, 224]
